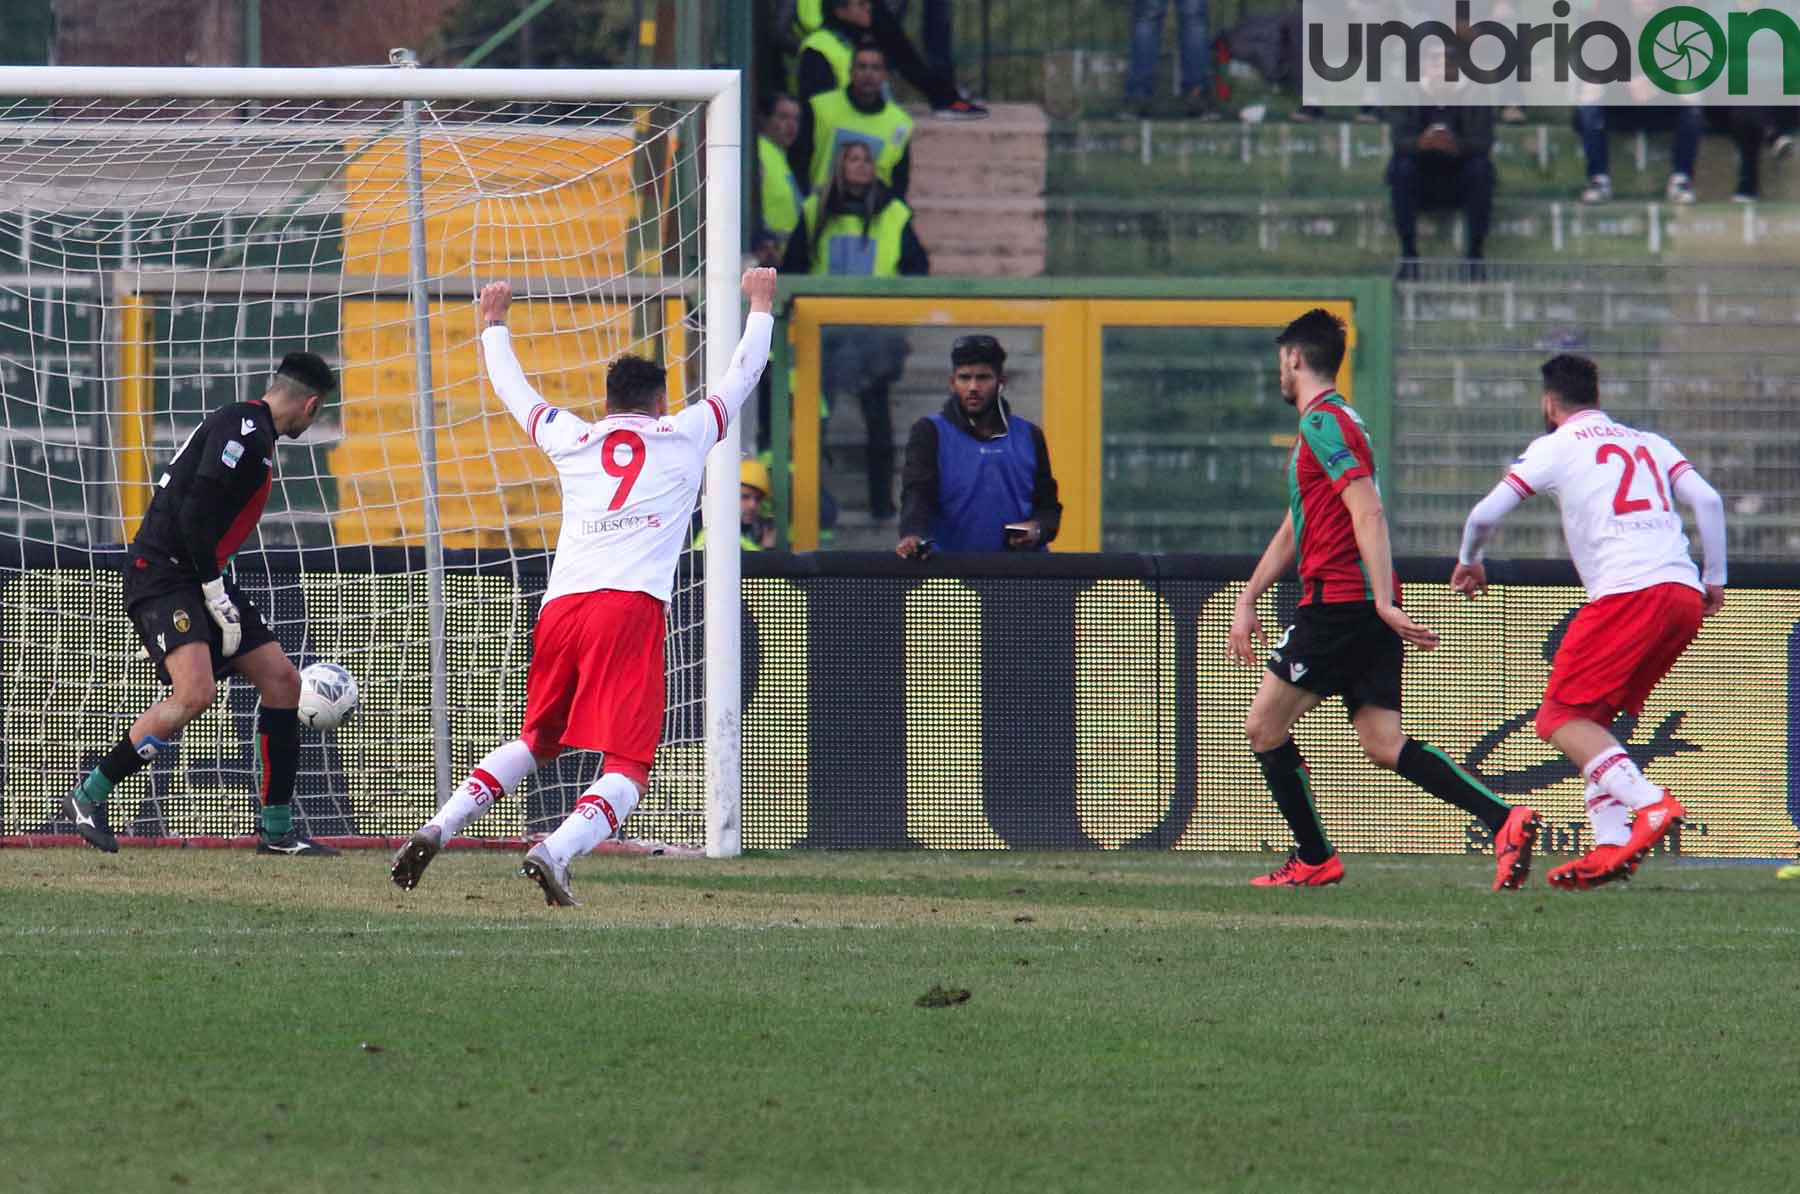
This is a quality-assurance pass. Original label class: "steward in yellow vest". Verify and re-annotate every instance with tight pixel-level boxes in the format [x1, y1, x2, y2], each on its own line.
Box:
[779, 140, 929, 278]
[754, 94, 804, 259]
[789, 42, 914, 200]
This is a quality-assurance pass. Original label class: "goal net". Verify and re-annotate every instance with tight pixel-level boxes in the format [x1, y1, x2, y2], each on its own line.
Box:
[0, 66, 745, 856]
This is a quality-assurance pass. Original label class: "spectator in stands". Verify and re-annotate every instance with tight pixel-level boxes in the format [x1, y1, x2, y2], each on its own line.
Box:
[1125, 0, 1222, 120]
[1715, 0, 1798, 200]
[897, 334, 1061, 557]
[1386, 44, 1495, 280]
[755, 92, 805, 266]
[782, 141, 927, 522]
[788, 0, 986, 118]
[1576, 88, 1701, 205]
[790, 40, 915, 198]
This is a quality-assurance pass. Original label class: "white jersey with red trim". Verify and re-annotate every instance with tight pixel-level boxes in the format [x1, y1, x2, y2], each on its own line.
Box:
[1503, 409, 1703, 600]
[479, 312, 772, 606]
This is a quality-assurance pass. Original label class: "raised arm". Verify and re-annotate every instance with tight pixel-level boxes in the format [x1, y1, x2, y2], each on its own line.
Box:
[475, 281, 550, 437]
[683, 268, 777, 448]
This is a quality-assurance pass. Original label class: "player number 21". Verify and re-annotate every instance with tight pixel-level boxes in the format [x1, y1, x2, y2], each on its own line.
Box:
[1595, 443, 1670, 514]
[601, 428, 646, 510]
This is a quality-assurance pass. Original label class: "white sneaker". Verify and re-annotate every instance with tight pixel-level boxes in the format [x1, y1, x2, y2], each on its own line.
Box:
[1666, 174, 1696, 204]
[1580, 174, 1612, 204]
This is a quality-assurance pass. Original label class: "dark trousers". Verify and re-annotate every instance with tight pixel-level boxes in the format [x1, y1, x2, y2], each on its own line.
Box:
[1731, 107, 1800, 197]
[859, 382, 896, 519]
[1389, 153, 1495, 259]
[1576, 104, 1701, 179]
[870, 1, 958, 107]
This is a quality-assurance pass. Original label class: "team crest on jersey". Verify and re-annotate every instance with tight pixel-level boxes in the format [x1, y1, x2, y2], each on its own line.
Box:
[173, 609, 191, 633]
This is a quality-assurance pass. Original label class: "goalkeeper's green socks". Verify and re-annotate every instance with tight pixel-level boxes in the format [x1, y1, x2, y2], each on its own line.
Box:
[74, 768, 113, 806]
[259, 801, 293, 839]
[80, 732, 166, 804]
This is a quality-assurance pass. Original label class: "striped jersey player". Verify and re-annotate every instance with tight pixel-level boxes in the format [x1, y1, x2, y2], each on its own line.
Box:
[1229, 308, 1539, 891]
[1453, 353, 1726, 890]
[391, 268, 777, 906]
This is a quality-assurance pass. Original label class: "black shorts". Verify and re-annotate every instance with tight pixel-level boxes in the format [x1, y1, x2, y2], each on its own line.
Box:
[1265, 600, 1403, 718]
[124, 558, 276, 684]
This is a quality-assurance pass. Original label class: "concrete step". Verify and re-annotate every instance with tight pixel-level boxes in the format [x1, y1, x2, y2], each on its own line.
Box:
[905, 102, 1048, 276]
[1046, 196, 1800, 274]
[1047, 118, 1800, 203]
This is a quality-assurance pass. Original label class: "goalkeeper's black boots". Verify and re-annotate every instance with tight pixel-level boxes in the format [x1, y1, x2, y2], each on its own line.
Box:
[256, 831, 341, 857]
[60, 793, 119, 853]
[520, 844, 580, 908]
[389, 826, 443, 891]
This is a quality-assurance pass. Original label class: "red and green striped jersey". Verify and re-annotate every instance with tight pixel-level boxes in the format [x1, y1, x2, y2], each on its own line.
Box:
[1288, 391, 1399, 606]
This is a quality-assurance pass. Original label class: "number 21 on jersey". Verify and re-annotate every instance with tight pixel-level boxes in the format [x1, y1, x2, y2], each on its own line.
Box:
[1594, 443, 1669, 515]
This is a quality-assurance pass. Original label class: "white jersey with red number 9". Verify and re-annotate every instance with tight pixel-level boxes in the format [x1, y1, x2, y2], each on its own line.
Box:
[1503, 408, 1703, 601]
[478, 314, 771, 608]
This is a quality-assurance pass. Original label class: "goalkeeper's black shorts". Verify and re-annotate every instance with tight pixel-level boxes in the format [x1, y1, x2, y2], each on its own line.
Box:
[124, 557, 277, 684]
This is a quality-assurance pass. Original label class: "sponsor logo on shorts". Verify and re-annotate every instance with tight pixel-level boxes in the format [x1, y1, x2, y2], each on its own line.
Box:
[156, 633, 166, 651]
[1290, 661, 1309, 682]
[173, 609, 191, 633]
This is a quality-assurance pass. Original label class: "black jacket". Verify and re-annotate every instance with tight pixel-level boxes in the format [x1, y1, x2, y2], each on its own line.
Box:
[1390, 102, 1495, 160]
[899, 395, 1062, 544]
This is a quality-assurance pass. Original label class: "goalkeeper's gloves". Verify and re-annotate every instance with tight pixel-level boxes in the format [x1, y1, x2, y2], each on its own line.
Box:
[200, 577, 242, 656]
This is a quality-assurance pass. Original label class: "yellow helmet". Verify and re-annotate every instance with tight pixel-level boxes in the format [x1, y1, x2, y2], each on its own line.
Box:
[740, 457, 772, 496]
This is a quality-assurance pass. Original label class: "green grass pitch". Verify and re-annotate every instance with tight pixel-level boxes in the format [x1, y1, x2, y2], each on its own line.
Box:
[4, 848, 1798, 1193]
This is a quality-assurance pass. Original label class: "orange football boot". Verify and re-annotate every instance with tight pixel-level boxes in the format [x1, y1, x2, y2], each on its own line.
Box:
[1492, 806, 1542, 891]
[1546, 843, 1638, 890]
[1622, 792, 1686, 864]
[1251, 852, 1346, 887]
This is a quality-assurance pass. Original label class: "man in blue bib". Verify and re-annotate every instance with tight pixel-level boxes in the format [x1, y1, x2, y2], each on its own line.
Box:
[896, 334, 1062, 557]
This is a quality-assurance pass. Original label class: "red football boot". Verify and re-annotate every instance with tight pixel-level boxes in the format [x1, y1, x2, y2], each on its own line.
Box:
[1546, 843, 1638, 890]
[1622, 792, 1686, 864]
[1251, 852, 1346, 887]
[1492, 805, 1542, 891]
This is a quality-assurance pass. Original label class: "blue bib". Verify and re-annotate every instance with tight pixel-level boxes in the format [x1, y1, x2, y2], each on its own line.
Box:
[928, 412, 1042, 552]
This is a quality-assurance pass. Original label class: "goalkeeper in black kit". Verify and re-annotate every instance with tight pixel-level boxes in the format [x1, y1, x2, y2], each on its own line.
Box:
[60, 353, 340, 856]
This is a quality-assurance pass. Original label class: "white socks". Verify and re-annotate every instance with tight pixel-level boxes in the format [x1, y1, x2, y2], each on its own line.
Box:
[541, 772, 642, 869]
[1585, 782, 1631, 847]
[1583, 747, 1662, 812]
[427, 739, 540, 838]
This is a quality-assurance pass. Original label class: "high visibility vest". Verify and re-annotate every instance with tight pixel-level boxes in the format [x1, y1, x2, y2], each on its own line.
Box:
[806, 89, 913, 192]
[793, 0, 824, 38]
[758, 135, 803, 245]
[798, 193, 911, 277]
[792, 25, 853, 94]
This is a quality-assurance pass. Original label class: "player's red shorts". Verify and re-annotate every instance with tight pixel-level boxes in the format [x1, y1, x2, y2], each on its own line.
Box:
[520, 589, 666, 773]
[1535, 582, 1704, 739]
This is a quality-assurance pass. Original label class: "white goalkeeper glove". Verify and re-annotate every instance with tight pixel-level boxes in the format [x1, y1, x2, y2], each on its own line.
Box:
[200, 577, 242, 656]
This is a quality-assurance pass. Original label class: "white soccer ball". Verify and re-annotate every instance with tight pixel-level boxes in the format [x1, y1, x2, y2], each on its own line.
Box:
[297, 661, 359, 731]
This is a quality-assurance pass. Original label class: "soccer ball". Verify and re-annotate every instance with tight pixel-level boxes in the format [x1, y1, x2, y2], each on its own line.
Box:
[297, 661, 359, 731]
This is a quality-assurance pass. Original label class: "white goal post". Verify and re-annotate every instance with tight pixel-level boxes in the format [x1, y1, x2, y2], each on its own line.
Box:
[0, 65, 745, 857]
